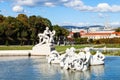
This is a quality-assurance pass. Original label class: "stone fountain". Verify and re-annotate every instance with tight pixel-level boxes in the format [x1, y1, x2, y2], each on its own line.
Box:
[47, 47, 105, 71]
[31, 27, 105, 71]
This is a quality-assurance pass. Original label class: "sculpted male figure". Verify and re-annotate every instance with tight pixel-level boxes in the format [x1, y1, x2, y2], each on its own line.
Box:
[49, 30, 56, 43]
[38, 27, 55, 45]
[43, 27, 51, 42]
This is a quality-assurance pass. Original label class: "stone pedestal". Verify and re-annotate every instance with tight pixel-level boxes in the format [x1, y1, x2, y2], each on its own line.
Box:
[31, 43, 55, 56]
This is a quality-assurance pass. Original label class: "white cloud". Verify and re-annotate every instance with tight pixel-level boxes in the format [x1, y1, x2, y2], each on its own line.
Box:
[64, 0, 84, 8]
[95, 3, 120, 12]
[110, 22, 120, 26]
[64, 0, 94, 11]
[12, 5, 24, 13]
[58, 21, 91, 27]
[110, 5, 120, 12]
[63, 0, 93, 11]
[12, 0, 56, 12]
[44, 2, 55, 7]
[96, 3, 111, 12]
[14, 0, 56, 7]
[11, 0, 120, 13]
[98, 13, 104, 18]
[0, 0, 4, 3]
[63, 0, 120, 12]
[60, 0, 69, 2]
[98, 13, 108, 18]
[15, 0, 37, 6]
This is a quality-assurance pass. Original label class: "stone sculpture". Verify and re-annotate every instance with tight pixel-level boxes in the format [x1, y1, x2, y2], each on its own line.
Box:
[32, 27, 55, 55]
[90, 51, 105, 65]
[47, 47, 105, 71]
[37, 27, 55, 46]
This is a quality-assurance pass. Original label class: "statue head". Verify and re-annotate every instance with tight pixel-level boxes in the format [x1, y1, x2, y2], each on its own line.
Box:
[46, 27, 49, 30]
[52, 30, 56, 35]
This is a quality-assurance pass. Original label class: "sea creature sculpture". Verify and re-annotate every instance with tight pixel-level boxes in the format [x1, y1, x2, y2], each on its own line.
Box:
[90, 51, 105, 65]
[47, 50, 60, 64]
[47, 47, 105, 72]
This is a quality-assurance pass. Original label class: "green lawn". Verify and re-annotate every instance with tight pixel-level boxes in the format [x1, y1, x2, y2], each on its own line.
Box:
[0, 44, 120, 56]
[0, 45, 87, 51]
[0, 44, 120, 51]
[0, 44, 100, 51]
[55, 45, 90, 52]
[0, 46, 33, 50]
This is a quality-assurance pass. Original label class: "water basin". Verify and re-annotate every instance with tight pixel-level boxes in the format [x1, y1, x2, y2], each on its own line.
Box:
[0, 56, 120, 80]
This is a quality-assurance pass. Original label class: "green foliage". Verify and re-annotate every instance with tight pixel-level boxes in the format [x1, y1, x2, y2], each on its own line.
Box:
[93, 38, 120, 44]
[115, 27, 120, 32]
[73, 32, 80, 38]
[16, 14, 28, 27]
[1, 45, 120, 56]
[0, 14, 69, 45]
[0, 46, 33, 50]
[53, 25, 69, 37]
[0, 14, 52, 45]
[74, 38, 88, 44]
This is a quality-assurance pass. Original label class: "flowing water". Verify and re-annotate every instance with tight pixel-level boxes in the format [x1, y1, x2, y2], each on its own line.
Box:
[0, 56, 120, 80]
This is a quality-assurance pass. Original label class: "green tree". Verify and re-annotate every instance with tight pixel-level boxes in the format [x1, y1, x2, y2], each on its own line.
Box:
[115, 27, 120, 32]
[53, 25, 69, 37]
[16, 14, 29, 45]
[0, 14, 5, 23]
[0, 14, 63, 45]
[16, 14, 28, 27]
[53, 25, 69, 44]
[3, 16, 19, 45]
[29, 15, 36, 28]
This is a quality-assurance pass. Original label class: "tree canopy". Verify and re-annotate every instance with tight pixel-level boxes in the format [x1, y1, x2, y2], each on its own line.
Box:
[115, 27, 120, 32]
[0, 14, 69, 45]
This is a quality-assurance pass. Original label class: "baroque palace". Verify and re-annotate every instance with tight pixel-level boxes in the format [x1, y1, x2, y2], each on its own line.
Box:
[67, 24, 120, 40]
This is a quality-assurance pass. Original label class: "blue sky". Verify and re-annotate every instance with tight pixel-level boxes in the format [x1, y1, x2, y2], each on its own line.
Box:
[0, 0, 120, 27]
